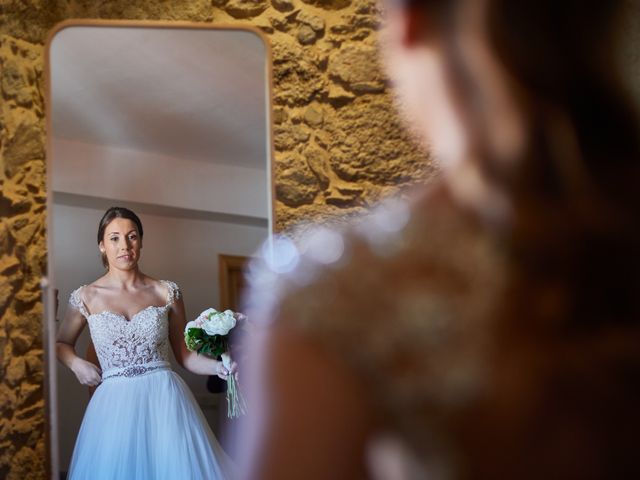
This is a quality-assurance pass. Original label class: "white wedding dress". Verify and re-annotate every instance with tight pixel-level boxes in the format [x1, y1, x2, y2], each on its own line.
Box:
[66, 280, 235, 480]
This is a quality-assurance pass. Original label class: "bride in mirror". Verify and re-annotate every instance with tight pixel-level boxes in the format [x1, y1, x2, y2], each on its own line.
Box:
[55, 206, 236, 479]
[45, 22, 272, 477]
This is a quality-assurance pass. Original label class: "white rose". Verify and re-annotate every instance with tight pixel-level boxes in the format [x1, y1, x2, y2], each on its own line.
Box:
[184, 320, 199, 334]
[198, 308, 219, 321]
[202, 310, 236, 336]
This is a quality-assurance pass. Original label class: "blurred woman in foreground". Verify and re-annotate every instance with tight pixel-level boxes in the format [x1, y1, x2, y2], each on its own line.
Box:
[240, 0, 640, 478]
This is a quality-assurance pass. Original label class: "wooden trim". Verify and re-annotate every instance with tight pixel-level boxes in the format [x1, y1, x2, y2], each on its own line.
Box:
[45, 19, 271, 46]
[218, 254, 250, 311]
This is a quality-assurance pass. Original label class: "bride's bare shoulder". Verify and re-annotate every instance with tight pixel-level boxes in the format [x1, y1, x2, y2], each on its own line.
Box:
[144, 276, 174, 302]
[81, 278, 109, 303]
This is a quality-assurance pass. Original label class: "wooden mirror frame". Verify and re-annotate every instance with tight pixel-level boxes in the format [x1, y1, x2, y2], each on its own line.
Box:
[42, 20, 277, 479]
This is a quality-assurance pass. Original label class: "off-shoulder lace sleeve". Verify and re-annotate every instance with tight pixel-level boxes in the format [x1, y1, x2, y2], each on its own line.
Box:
[161, 280, 181, 306]
[244, 194, 505, 462]
[68, 286, 90, 319]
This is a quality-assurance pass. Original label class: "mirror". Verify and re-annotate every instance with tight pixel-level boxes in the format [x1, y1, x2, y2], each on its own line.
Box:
[44, 22, 273, 478]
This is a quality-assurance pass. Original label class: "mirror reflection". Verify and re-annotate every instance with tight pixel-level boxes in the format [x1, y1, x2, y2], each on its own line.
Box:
[47, 24, 271, 479]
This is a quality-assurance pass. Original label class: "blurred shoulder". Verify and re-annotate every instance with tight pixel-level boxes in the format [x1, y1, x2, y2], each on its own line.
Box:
[244, 182, 497, 332]
[245, 183, 508, 418]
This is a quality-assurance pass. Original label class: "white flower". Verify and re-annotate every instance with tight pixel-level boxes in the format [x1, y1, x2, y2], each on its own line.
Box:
[221, 352, 232, 369]
[201, 309, 237, 336]
[197, 308, 218, 321]
[184, 319, 202, 334]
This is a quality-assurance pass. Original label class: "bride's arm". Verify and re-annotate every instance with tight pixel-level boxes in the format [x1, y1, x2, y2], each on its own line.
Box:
[238, 326, 378, 479]
[85, 340, 100, 397]
[168, 296, 234, 379]
[56, 306, 102, 387]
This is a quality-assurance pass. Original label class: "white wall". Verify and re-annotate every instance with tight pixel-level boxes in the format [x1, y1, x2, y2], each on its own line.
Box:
[53, 138, 269, 220]
[53, 201, 268, 472]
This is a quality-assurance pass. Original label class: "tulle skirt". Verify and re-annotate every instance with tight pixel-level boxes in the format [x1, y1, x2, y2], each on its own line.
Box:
[68, 366, 235, 479]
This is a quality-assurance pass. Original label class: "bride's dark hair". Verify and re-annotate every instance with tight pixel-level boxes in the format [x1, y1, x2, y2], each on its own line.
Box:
[385, 0, 640, 478]
[97, 207, 144, 269]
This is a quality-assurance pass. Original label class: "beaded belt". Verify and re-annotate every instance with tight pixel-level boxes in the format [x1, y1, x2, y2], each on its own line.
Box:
[102, 360, 171, 380]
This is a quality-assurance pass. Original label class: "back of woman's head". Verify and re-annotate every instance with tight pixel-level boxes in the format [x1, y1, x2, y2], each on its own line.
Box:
[383, 1, 640, 478]
[386, 0, 639, 296]
[388, 0, 636, 150]
[485, 0, 638, 175]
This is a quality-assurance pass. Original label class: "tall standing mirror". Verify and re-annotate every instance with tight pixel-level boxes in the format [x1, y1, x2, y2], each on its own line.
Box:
[44, 22, 273, 478]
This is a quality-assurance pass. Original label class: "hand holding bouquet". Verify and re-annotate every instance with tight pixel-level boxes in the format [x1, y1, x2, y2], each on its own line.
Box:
[184, 308, 247, 418]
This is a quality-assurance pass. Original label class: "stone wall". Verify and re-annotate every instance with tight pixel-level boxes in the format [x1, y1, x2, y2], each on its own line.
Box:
[0, 33, 49, 480]
[0, 0, 431, 477]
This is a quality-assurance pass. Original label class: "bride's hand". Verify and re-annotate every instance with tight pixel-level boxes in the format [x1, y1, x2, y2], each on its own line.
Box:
[215, 360, 238, 381]
[71, 357, 102, 387]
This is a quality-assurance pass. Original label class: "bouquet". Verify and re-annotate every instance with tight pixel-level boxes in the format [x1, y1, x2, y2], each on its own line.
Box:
[184, 308, 247, 418]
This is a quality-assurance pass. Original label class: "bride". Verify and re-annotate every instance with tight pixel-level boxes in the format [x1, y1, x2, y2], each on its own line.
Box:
[55, 206, 236, 479]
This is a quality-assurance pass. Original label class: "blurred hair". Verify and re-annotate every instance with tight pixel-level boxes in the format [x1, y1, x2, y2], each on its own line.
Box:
[97, 207, 144, 269]
[386, 0, 637, 169]
[384, 0, 640, 324]
[383, 0, 640, 478]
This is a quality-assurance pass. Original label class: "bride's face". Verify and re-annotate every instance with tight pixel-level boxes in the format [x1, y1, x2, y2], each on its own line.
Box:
[99, 218, 142, 271]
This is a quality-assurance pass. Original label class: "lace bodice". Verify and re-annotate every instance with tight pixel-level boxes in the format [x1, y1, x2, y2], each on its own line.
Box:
[68, 280, 181, 378]
[245, 190, 506, 475]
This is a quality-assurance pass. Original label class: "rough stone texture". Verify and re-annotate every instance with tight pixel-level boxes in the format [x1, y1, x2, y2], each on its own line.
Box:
[298, 12, 326, 33]
[329, 43, 385, 93]
[297, 24, 319, 45]
[0, 33, 47, 480]
[271, 0, 295, 13]
[224, 0, 269, 19]
[301, 0, 353, 10]
[0, 1, 433, 477]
